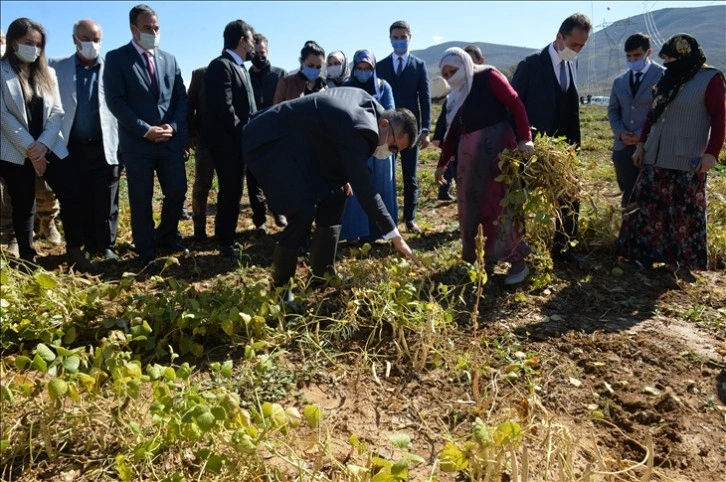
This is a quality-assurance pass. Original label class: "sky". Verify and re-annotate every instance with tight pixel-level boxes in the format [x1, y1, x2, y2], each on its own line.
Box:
[1, 1, 722, 81]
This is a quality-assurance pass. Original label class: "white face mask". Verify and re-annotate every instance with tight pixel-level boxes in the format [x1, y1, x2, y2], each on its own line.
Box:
[446, 68, 467, 89]
[373, 144, 393, 159]
[0, 44, 5, 57]
[327, 65, 342, 79]
[137, 31, 159, 51]
[76, 37, 101, 60]
[15, 43, 40, 63]
[559, 45, 578, 62]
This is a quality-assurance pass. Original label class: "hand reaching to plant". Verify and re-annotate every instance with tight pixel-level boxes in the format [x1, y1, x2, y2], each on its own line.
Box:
[392, 236, 421, 266]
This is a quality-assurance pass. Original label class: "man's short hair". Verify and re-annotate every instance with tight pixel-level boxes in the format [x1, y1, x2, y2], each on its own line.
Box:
[253, 33, 268, 47]
[130, 4, 156, 25]
[558, 13, 592, 36]
[464, 45, 484, 64]
[624, 33, 650, 52]
[223, 19, 254, 51]
[389, 20, 411, 36]
[383, 108, 418, 150]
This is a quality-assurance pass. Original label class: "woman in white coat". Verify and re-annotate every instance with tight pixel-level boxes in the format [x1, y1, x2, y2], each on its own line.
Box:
[0, 17, 92, 271]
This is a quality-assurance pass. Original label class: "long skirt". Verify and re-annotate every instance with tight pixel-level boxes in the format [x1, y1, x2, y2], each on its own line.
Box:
[616, 166, 708, 269]
[340, 155, 398, 241]
[457, 123, 530, 264]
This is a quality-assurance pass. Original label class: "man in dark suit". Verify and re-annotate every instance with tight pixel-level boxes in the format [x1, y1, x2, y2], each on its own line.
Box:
[104, 4, 188, 265]
[607, 33, 664, 207]
[376, 20, 431, 234]
[511, 13, 592, 266]
[243, 88, 418, 301]
[202, 19, 257, 259]
[248, 32, 287, 233]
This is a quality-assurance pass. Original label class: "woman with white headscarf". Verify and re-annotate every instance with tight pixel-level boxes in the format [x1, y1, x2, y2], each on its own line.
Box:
[437, 47, 535, 285]
[325, 50, 350, 88]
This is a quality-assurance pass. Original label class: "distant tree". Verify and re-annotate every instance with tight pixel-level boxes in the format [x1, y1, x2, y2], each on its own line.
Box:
[500, 64, 518, 82]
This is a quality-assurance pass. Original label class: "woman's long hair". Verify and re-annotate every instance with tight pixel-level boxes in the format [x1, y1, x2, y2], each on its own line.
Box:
[3, 18, 55, 102]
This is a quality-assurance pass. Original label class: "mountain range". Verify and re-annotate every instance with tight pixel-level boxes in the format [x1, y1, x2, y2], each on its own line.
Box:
[411, 5, 725, 96]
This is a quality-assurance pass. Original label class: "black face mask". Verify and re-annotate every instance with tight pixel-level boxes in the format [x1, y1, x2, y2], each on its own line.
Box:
[251, 54, 269, 69]
[664, 57, 692, 78]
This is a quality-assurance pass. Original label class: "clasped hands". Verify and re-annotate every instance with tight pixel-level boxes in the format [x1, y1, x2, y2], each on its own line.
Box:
[27, 141, 49, 176]
[145, 124, 175, 143]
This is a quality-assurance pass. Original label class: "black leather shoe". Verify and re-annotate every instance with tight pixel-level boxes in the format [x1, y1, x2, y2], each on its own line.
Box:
[405, 221, 423, 234]
[159, 240, 190, 255]
[552, 250, 590, 267]
[255, 224, 268, 235]
[274, 215, 288, 227]
[101, 248, 120, 261]
[437, 192, 454, 201]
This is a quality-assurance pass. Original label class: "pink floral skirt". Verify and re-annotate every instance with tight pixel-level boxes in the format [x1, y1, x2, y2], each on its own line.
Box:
[456, 122, 530, 264]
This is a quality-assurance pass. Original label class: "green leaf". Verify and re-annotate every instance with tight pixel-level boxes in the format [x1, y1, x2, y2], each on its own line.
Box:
[220, 360, 233, 378]
[196, 411, 216, 432]
[440, 441, 469, 472]
[31, 353, 47, 373]
[116, 454, 132, 482]
[370, 456, 393, 469]
[390, 461, 409, 478]
[389, 432, 411, 449]
[147, 365, 163, 380]
[63, 355, 81, 374]
[36, 343, 56, 362]
[34, 272, 58, 289]
[220, 318, 235, 336]
[205, 453, 224, 475]
[405, 453, 426, 464]
[48, 378, 68, 401]
[14, 356, 31, 370]
[262, 402, 287, 428]
[211, 406, 227, 422]
[2, 384, 15, 404]
[303, 404, 323, 428]
[494, 420, 522, 447]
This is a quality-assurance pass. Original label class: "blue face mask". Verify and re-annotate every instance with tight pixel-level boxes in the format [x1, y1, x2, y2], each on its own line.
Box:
[301, 65, 321, 81]
[391, 39, 409, 53]
[353, 70, 373, 83]
[626, 58, 647, 72]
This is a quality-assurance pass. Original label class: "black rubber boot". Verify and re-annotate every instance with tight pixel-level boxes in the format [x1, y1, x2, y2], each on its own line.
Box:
[309, 225, 343, 288]
[272, 244, 299, 303]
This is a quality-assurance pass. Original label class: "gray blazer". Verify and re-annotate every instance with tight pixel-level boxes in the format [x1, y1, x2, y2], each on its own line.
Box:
[49, 54, 119, 165]
[607, 62, 665, 151]
[0, 59, 68, 165]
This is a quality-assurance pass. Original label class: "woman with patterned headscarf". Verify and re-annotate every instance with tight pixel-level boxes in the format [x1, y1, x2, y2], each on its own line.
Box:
[617, 34, 725, 273]
[437, 47, 535, 285]
[339, 49, 397, 242]
[325, 50, 350, 88]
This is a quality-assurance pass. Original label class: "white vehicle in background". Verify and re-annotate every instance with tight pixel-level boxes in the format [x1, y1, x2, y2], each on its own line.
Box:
[589, 96, 610, 105]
